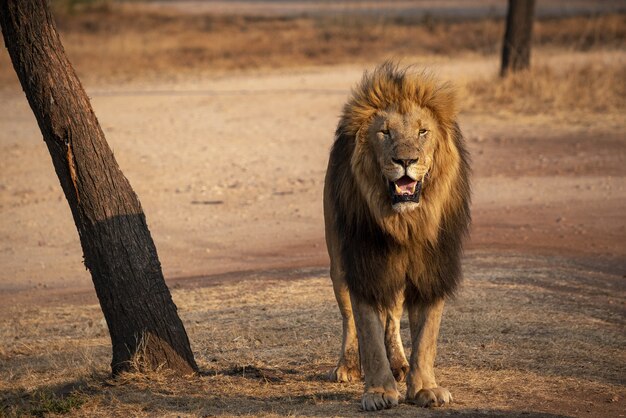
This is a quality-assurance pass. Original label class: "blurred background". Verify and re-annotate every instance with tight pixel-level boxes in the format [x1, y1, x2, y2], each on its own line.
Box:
[2, 0, 622, 83]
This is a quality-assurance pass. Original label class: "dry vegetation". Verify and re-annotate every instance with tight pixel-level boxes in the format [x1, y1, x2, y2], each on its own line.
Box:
[1, 6, 624, 85]
[1, 256, 625, 417]
[2, 7, 623, 115]
[464, 62, 626, 114]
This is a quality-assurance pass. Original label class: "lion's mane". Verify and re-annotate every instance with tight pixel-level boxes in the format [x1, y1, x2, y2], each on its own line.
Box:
[326, 62, 471, 309]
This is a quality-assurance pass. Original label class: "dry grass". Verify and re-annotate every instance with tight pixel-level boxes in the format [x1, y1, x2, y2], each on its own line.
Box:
[464, 61, 626, 114]
[1, 5, 624, 85]
[1, 254, 625, 417]
[2, 6, 624, 119]
[3, 6, 623, 118]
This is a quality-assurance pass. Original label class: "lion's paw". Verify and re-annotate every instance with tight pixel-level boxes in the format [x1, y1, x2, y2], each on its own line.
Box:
[407, 387, 452, 408]
[329, 364, 360, 383]
[361, 388, 400, 411]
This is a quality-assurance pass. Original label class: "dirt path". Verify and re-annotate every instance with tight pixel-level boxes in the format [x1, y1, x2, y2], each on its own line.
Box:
[1, 52, 624, 295]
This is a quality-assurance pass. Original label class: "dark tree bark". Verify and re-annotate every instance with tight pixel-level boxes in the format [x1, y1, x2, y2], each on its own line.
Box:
[501, 0, 536, 76]
[0, 0, 198, 375]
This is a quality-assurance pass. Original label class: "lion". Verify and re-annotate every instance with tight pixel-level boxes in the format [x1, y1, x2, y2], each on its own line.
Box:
[323, 62, 471, 411]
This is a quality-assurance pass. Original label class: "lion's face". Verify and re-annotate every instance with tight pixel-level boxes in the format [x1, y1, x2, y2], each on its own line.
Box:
[364, 107, 437, 213]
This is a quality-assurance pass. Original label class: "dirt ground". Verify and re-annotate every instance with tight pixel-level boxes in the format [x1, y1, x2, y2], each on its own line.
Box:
[1, 5, 625, 418]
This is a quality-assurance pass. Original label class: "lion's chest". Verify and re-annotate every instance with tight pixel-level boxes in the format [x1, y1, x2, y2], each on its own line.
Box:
[377, 214, 443, 290]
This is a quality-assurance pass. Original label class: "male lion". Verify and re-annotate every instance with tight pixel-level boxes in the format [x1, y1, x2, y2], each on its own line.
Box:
[324, 62, 470, 411]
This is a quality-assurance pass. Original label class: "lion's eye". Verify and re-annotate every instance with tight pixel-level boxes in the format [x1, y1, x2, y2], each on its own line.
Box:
[419, 129, 429, 137]
[380, 129, 390, 137]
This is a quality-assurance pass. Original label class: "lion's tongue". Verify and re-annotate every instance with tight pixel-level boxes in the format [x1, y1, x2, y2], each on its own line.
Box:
[395, 176, 417, 195]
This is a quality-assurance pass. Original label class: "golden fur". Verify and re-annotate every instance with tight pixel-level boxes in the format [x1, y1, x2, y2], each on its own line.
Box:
[324, 62, 470, 410]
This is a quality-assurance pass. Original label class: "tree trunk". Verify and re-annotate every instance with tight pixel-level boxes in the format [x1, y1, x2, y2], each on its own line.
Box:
[0, 0, 198, 375]
[501, 0, 536, 76]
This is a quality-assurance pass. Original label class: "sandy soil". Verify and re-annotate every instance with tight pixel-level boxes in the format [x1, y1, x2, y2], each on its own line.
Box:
[0, 45, 625, 416]
[1, 52, 624, 295]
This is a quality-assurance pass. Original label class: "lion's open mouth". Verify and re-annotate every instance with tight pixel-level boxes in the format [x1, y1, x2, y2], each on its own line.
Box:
[389, 175, 422, 205]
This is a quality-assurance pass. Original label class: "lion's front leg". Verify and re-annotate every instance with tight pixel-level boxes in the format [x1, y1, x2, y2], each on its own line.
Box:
[385, 297, 409, 382]
[351, 296, 400, 411]
[406, 298, 452, 407]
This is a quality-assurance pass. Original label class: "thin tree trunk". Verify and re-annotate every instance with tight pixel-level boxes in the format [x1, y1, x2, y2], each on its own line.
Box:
[0, 0, 198, 375]
[501, 0, 536, 76]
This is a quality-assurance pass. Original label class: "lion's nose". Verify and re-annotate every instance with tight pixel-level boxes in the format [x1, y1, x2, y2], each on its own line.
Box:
[392, 158, 418, 168]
